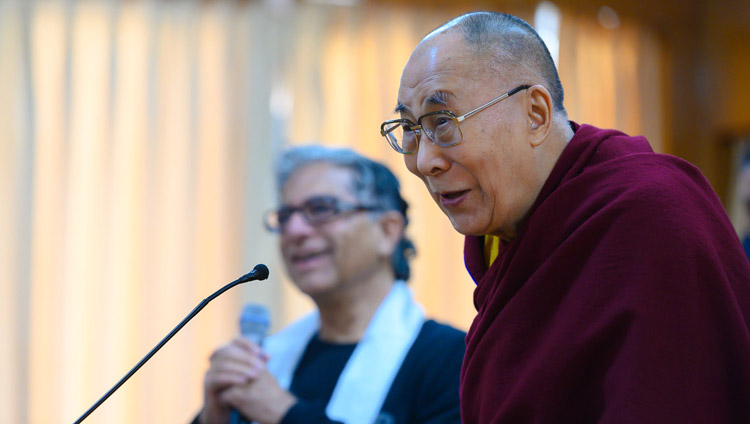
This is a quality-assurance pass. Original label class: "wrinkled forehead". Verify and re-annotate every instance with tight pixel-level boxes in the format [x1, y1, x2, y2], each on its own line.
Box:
[400, 33, 467, 90]
[397, 32, 493, 115]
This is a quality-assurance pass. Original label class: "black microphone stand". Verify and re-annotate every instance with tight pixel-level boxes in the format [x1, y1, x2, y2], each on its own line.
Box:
[73, 264, 270, 423]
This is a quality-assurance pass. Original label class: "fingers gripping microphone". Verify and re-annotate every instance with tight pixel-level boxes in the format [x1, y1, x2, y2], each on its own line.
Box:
[74, 264, 270, 424]
[230, 303, 271, 424]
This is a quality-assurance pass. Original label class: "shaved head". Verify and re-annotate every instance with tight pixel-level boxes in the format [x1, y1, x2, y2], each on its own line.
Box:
[424, 11, 565, 114]
[395, 11, 574, 238]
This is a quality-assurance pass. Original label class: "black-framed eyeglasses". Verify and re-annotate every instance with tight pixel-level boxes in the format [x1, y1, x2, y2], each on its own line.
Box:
[380, 84, 530, 154]
[264, 195, 377, 233]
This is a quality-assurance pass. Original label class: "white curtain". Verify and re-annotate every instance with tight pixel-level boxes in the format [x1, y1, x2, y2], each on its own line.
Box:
[1, 1, 282, 422]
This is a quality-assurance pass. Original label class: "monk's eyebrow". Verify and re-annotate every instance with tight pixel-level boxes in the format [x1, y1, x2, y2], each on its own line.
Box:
[394, 91, 451, 115]
[425, 91, 450, 106]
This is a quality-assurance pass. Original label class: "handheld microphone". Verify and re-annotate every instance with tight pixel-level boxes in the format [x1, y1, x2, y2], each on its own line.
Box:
[73, 264, 270, 424]
[240, 303, 271, 345]
[230, 303, 271, 424]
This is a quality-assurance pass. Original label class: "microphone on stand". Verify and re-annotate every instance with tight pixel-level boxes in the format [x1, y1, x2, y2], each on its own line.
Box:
[229, 303, 271, 424]
[73, 264, 270, 424]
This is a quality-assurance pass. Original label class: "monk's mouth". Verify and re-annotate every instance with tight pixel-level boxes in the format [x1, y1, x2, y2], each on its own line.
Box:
[439, 190, 470, 207]
[441, 190, 469, 200]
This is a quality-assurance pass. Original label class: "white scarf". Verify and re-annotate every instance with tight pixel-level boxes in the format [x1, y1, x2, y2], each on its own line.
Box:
[264, 282, 425, 424]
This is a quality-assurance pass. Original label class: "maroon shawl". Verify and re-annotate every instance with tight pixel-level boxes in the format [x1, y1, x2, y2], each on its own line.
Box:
[461, 123, 750, 423]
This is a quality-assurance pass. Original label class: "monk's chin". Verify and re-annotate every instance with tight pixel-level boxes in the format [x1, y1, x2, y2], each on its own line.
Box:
[447, 215, 483, 236]
[449, 215, 516, 240]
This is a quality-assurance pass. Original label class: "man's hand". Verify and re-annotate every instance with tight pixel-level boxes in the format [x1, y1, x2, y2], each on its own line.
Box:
[219, 366, 298, 424]
[198, 337, 271, 424]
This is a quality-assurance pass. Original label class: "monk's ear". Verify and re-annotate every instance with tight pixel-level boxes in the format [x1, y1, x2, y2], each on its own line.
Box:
[526, 84, 553, 147]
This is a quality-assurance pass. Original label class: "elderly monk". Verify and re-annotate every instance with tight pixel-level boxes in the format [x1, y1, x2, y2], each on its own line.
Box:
[381, 11, 750, 424]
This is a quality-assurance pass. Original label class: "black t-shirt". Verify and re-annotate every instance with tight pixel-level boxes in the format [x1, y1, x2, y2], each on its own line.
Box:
[286, 336, 356, 415]
[280, 319, 465, 424]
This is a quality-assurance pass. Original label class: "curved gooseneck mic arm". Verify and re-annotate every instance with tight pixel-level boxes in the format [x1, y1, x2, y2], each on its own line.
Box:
[73, 264, 270, 423]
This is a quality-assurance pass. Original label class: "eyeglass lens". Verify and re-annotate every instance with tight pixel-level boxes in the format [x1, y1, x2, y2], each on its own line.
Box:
[421, 113, 460, 146]
[276, 196, 339, 227]
[384, 113, 459, 153]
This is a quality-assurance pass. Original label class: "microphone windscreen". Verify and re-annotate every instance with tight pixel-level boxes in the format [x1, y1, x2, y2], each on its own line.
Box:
[252, 264, 269, 280]
[239, 303, 271, 346]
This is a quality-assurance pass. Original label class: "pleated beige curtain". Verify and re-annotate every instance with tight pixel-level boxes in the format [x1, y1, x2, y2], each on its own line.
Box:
[557, 8, 664, 151]
[276, 2, 483, 341]
[1, 1, 281, 422]
[0, 1, 664, 423]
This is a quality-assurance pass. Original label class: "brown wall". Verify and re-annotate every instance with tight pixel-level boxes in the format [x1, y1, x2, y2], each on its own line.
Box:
[664, 0, 750, 203]
[550, 0, 750, 202]
[704, 2, 750, 201]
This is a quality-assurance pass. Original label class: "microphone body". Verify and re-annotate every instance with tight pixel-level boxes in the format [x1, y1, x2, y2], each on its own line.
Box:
[230, 303, 271, 424]
[240, 303, 271, 345]
[73, 264, 270, 424]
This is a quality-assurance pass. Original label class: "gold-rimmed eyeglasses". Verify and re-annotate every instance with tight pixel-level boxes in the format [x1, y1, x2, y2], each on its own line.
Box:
[380, 84, 530, 154]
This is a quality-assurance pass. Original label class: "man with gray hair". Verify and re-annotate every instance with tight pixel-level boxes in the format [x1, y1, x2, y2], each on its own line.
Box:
[196, 145, 464, 424]
[382, 11, 750, 423]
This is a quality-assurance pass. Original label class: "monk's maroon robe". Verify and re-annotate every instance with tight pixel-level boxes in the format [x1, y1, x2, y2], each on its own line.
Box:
[461, 123, 750, 423]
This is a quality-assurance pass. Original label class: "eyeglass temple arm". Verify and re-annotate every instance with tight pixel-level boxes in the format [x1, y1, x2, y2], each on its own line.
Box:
[459, 85, 531, 121]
